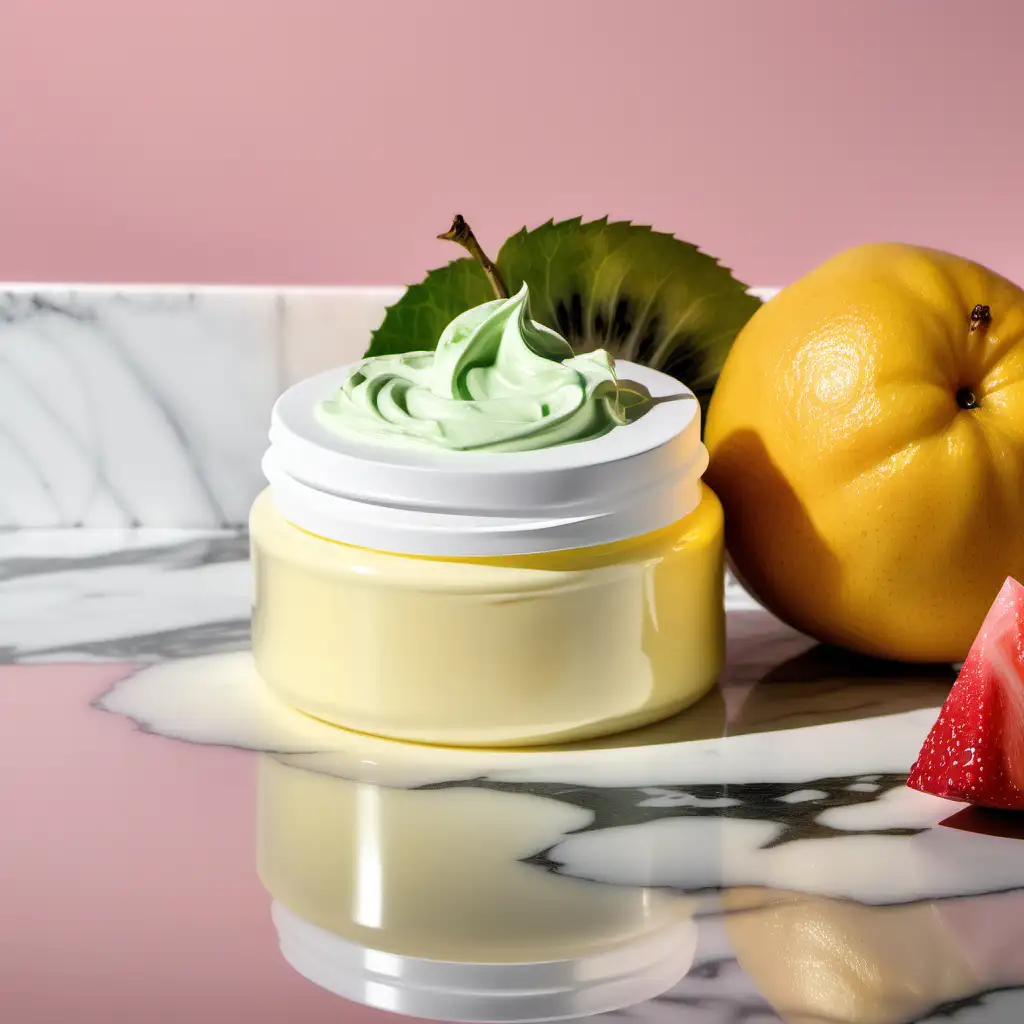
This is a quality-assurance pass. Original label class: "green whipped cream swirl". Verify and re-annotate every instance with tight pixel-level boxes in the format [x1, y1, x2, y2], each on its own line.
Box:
[316, 284, 627, 453]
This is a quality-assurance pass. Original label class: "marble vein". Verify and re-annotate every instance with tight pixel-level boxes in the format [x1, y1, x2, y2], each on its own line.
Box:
[0, 530, 251, 663]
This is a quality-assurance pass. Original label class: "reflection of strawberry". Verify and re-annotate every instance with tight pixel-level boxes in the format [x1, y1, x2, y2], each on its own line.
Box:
[907, 577, 1024, 811]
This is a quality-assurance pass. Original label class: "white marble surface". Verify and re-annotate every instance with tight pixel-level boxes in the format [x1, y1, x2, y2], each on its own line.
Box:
[0, 290, 274, 527]
[0, 286, 393, 528]
[0, 527, 250, 660]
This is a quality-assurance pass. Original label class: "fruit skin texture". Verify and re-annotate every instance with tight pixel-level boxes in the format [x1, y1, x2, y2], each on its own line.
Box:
[705, 242, 1024, 662]
[907, 576, 1024, 811]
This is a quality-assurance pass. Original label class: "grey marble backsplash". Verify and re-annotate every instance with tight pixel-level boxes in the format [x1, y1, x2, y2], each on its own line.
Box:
[0, 285, 775, 529]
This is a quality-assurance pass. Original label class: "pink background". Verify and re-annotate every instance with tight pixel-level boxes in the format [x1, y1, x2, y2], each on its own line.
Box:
[1, 0, 1022, 288]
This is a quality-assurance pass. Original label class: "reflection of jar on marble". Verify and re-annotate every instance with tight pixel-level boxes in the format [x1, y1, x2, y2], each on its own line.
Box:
[250, 357, 724, 748]
[256, 757, 697, 1021]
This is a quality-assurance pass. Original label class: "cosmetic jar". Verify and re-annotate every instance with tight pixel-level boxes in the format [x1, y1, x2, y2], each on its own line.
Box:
[251, 360, 724, 746]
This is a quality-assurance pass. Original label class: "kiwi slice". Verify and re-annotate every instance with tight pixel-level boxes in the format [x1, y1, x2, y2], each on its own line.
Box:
[366, 217, 760, 413]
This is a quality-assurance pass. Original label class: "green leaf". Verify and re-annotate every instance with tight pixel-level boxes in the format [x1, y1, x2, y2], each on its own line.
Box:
[365, 258, 493, 357]
[366, 218, 761, 409]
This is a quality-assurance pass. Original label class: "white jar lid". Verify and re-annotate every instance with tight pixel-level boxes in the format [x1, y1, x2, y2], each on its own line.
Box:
[271, 901, 697, 1023]
[264, 360, 706, 557]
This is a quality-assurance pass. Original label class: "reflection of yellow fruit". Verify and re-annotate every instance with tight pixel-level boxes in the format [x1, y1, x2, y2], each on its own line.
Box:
[705, 243, 1024, 662]
[723, 888, 976, 1024]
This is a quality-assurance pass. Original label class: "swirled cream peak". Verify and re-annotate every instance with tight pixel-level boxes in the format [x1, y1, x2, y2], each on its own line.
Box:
[316, 284, 627, 452]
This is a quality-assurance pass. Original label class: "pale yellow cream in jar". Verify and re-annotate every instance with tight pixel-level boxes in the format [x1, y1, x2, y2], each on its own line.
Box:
[251, 292, 725, 747]
[251, 483, 723, 746]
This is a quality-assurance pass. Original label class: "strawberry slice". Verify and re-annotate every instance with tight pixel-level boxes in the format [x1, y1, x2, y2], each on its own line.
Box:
[907, 576, 1024, 811]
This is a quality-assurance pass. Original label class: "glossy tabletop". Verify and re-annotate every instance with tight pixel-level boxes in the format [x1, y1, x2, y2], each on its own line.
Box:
[2, 529, 1023, 1024]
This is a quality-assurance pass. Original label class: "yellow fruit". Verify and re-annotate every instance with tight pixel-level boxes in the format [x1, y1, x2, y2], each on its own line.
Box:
[705, 243, 1024, 662]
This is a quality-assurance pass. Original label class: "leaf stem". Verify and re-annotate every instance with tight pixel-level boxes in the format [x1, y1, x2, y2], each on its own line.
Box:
[438, 215, 508, 299]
